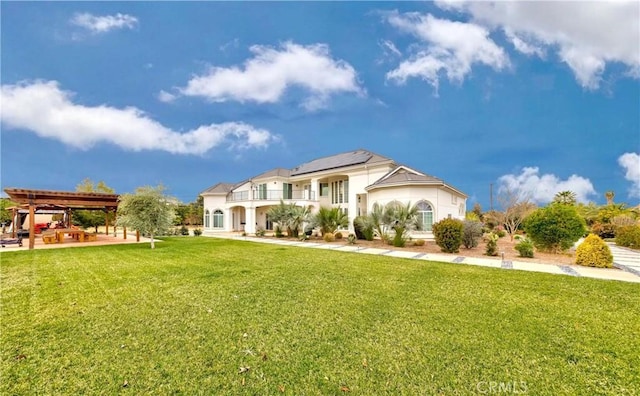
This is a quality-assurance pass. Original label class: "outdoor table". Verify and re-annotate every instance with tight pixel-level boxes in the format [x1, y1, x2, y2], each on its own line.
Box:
[55, 229, 85, 243]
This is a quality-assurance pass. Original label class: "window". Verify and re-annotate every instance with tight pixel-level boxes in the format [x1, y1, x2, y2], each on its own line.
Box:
[452, 195, 458, 204]
[258, 183, 267, 200]
[204, 209, 210, 228]
[416, 201, 433, 232]
[331, 179, 349, 204]
[319, 183, 329, 197]
[459, 203, 465, 216]
[213, 209, 224, 228]
[283, 183, 293, 199]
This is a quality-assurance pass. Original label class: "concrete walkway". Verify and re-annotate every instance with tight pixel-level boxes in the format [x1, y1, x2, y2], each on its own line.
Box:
[207, 233, 640, 284]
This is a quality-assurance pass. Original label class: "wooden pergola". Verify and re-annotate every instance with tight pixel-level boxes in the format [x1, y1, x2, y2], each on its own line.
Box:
[4, 188, 121, 250]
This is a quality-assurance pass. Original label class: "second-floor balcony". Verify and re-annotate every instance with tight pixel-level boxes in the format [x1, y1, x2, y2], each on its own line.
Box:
[227, 189, 316, 203]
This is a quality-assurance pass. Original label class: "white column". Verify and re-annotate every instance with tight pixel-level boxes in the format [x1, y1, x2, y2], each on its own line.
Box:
[310, 178, 318, 201]
[224, 208, 233, 232]
[245, 207, 256, 234]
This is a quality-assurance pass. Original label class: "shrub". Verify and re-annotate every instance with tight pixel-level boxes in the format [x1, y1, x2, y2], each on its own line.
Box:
[432, 218, 463, 253]
[323, 232, 335, 242]
[591, 221, 616, 239]
[312, 207, 348, 236]
[575, 234, 613, 268]
[353, 216, 374, 241]
[615, 225, 640, 249]
[274, 226, 284, 238]
[192, 228, 202, 237]
[334, 231, 343, 240]
[524, 204, 586, 252]
[514, 237, 534, 258]
[180, 225, 189, 236]
[347, 233, 357, 245]
[611, 214, 637, 229]
[462, 220, 483, 249]
[485, 232, 499, 256]
[255, 227, 266, 237]
[413, 238, 425, 247]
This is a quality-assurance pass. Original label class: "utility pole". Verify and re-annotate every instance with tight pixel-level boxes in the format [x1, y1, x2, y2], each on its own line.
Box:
[489, 183, 494, 212]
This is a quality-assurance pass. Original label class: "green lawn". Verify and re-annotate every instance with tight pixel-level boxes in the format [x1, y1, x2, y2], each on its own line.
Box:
[1, 238, 639, 395]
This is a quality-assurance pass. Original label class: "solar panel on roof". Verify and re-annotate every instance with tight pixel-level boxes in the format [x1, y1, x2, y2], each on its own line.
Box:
[291, 150, 373, 176]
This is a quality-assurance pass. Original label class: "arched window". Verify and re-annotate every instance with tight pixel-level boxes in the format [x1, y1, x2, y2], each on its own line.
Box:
[204, 209, 210, 228]
[213, 209, 224, 229]
[416, 201, 434, 231]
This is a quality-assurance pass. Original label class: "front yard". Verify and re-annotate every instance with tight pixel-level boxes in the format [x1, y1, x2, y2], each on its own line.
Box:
[1, 237, 638, 394]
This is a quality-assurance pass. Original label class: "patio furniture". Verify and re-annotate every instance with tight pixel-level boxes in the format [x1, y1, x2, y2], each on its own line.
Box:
[42, 231, 57, 244]
[1, 234, 23, 247]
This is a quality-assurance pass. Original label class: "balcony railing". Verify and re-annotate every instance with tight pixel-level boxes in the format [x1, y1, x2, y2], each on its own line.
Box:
[227, 189, 316, 202]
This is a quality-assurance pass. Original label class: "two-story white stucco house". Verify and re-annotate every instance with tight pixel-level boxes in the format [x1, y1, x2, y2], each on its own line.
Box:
[200, 149, 467, 235]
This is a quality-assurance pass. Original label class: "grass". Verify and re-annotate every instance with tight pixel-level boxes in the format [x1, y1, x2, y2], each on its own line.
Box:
[1, 237, 639, 395]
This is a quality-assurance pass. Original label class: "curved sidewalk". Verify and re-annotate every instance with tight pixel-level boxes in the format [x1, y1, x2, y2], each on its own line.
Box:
[207, 234, 640, 284]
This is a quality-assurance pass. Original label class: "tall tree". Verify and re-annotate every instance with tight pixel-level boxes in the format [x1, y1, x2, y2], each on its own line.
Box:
[0, 198, 18, 232]
[553, 190, 577, 206]
[116, 185, 176, 249]
[498, 187, 536, 241]
[605, 190, 615, 205]
[74, 178, 115, 232]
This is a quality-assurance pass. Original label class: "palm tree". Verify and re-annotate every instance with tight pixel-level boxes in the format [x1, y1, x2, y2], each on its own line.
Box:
[369, 202, 389, 242]
[311, 206, 348, 235]
[287, 204, 311, 238]
[267, 200, 310, 238]
[605, 190, 615, 205]
[382, 201, 420, 247]
[553, 191, 577, 206]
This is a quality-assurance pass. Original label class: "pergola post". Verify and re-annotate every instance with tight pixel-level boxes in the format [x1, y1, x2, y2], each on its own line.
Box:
[11, 208, 17, 238]
[105, 209, 109, 236]
[28, 195, 35, 250]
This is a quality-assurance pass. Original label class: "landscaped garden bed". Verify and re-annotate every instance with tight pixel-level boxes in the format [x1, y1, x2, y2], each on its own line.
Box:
[262, 233, 577, 265]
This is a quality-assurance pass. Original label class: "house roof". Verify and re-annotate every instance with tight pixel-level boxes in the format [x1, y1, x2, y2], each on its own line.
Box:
[252, 167, 291, 180]
[290, 149, 392, 176]
[366, 166, 467, 197]
[200, 183, 235, 195]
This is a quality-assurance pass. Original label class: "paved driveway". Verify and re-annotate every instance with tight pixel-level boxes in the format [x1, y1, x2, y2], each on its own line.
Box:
[610, 243, 640, 277]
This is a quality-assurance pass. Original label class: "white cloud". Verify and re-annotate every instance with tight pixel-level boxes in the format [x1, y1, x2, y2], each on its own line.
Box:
[70, 12, 138, 34]
[0, 80, 276, 155]
[503, 29, 545, 58]
[179, 41, 364, 111]
[435, 1, 640, 89]
[618, 152, 640, 198]
[497, 167, 596, 204]
[157, 90, 177, 103]
[378, 39, 402, 61]
[385, 11, 509, 93]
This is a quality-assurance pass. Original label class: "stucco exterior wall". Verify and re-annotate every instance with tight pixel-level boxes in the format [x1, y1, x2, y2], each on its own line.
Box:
[367, 186, 466, 222]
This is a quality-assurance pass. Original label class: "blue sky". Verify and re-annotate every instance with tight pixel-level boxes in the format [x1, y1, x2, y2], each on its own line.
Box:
[2, 1, 639, 210]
